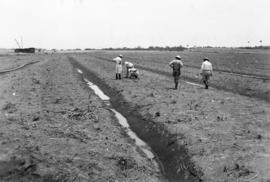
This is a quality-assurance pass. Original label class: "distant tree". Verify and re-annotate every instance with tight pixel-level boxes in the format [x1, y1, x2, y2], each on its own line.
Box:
[259, 40, 262, 47]
[100, 45, 187, 51]
[85, 48, 95, 50]
[135, 46, 142, 50]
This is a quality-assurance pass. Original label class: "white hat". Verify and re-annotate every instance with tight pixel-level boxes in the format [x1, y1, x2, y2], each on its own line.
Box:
[175, 55, 181, 60]
[119, 54, 123, 58]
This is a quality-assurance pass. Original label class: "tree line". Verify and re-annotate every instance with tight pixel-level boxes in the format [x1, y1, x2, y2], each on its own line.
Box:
[100, 46, 186, 51]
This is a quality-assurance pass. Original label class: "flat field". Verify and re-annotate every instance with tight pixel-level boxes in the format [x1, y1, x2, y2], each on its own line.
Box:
[0, 49, 269, 182]
[0, 54, 161, 182]
[70, 48, 270, 182]
[90, 48, 270, 101]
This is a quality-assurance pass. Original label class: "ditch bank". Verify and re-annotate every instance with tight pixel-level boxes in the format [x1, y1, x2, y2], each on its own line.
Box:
[69, 57, 202, 182]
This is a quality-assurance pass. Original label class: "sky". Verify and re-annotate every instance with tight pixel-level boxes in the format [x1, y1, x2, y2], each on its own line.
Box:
[0, 0, 269, 49]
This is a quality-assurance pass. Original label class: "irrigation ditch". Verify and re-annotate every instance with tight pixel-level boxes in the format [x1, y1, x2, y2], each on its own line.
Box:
[69, 57, 202, 182]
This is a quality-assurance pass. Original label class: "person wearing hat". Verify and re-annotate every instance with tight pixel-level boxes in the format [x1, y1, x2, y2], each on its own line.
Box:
[169, 55, 184, 89]
[124, 61, 134, 78]
[200, 57, 213, 89]
[113, 54, 123, 80]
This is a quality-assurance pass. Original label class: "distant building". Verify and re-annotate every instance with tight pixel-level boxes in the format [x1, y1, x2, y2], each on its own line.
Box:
[14, 47, 35, 53]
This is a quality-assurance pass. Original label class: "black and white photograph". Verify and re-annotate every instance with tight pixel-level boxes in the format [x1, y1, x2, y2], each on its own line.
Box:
[0, 0, 269, 181]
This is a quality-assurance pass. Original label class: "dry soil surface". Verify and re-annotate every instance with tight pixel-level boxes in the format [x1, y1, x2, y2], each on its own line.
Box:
[0, 54, 162, 182]
[71, 52, 270, 182]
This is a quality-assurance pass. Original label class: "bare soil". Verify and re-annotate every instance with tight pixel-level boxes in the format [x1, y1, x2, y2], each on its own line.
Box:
[71, 52, 270, 182]
[89, 49, 270, 101]
[1, 50, 269, 182]
[0, 54, 162, 182]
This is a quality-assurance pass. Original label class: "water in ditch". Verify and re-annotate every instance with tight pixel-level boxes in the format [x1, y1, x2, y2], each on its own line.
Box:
[83, 77, 156, 161]
[72, 58, 201, 182]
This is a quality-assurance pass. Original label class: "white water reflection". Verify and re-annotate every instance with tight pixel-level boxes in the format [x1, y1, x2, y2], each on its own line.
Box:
[112, 109, 155, 159]
[84, 78, 110, 100]
[184, 81, 202, 87]
[77, 69, 83, 74]
[82, 72, 155, 160]
[110, 109, 129, 128]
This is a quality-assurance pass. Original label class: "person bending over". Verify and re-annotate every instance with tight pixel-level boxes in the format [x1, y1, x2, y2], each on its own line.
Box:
[124, 61, 134, 78]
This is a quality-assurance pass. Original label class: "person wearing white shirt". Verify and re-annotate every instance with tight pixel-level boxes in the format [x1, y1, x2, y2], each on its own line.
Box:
[169, 55, 184, 90]
[129, 67, 139, 79]
[113, 55, 123, 80]
[124, 61, 134, 78]
[200, 57, 213, 89]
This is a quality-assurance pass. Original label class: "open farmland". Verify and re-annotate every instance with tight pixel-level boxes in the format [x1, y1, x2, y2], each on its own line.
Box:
[0, 54, 162, 182]
[0, 48, 269, 182]
[90, 48, 270, 101]
[93, 48, 270, 76]
[1, 0, 269, 181]
[69, 48, 270, 182]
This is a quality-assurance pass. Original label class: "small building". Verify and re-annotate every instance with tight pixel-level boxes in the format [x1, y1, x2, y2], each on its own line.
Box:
[14, 47, 35, 53]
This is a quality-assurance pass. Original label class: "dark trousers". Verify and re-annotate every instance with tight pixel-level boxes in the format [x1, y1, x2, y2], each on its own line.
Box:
[116, 73, 121, 80]
[201, 71, 211, 89]
[126, 67, 130, 78]
[173, 70, 181, 89]
[130, 72, 138, 79]
[174, 76, 179, 89]
[203, 80, 208, 89]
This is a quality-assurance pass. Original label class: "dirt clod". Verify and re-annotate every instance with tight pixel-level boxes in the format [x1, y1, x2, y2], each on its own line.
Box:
[155, 112, 160, 117]
[117, 157, 136, 170]
[32, 78, 40, 84]
[256, 134, 262, 140]
[2, 102, 17, 113]
[32, 116, 40, 121]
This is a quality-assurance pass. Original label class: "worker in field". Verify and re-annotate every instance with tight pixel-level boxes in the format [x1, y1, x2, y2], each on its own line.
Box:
[124, 61, 134, 78]
[200, 57, 213, 89]
[113, 54, 123, 80]
[169, 55, 183, 90]
[129, 67, 139, 79]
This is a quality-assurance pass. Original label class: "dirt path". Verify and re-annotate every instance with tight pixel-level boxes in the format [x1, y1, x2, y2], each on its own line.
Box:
[0, 55, 162, 182]
[71, 53, 270, 182]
